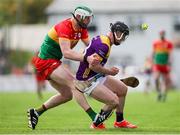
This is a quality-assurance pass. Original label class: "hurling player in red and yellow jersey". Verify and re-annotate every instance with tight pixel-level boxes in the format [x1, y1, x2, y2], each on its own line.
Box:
[27, 6, 100, 130]
[152, 30, 173, 101]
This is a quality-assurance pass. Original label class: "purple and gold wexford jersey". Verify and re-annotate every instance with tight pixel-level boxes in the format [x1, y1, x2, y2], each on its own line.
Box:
[76, 35, 111, 81]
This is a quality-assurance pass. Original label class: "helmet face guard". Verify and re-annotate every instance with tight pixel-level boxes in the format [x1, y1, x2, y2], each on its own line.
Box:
[72, 6, 93, 29]
[114, 31, 129, 41]
[110, 21, 129, 45]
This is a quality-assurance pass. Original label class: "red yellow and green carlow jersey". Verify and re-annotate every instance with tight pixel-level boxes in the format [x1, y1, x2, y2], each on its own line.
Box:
[153, 39, 173, 65]
[38, 18, 89, 60]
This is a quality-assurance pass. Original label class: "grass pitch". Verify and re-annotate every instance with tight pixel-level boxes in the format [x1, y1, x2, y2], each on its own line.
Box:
[0, 90, 180, 134]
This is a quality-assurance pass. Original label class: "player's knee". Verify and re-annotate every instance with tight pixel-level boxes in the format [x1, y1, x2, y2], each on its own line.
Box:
[122, 85, 128, 96]
[62, 90, 73, 102]
[116, 85, 128, 97]
[64, 93, 73, 102]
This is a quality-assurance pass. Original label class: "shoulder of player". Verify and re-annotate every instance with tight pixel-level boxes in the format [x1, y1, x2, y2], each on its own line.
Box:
[99, 35, 111, 47]
[54, 18, 72, 31]
[166, 40, 173, 45]
[153, 39, 160, 44]
[91, 35, 109, 48]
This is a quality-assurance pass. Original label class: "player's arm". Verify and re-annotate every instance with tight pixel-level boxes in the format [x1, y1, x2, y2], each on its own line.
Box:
[89, 53, 119, 76]
[59, 38, 84, 61]
[90, 64, 119, 76]
[81, 29, 90, 46]
[168, 50, 173, 66]
[168, 42, 174, 66]
[81, 38, 90, 46]
[59, 38, 99, 65]
[150, 52, 154, 64]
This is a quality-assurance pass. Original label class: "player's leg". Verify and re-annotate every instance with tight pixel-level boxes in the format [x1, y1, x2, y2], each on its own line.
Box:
[28, 64, 73, 129]
[91, 84, 119, 110]
[72, 89, 97, 123]
[104, 76, 127, 114]
[154, 71, 161, 92]
[36, 65, 74, 114]
[37, 80, 46, 99]
[153, 65, 162, 101]
[73, 75, 119, 128]
[154, 71, 162, 101]
[161, 72, 171, 102]
[35, 74, 43, 99]
[89, 84, 120, 128]
[39, 80, 46, 91]
[144, 73, 151, 94]
[164, 73, 172, 90]
[72, 76, 118, 129]
[37, 81, 42, 99]
[28, 80, 73, 130]
[146, 74, 152, 93]
[44, 80, 73, 109]
[102, 76, 137, 128]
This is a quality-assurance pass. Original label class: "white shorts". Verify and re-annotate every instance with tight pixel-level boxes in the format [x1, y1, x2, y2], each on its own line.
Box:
[84, 76, 107, 96]
[74, 76, 106, 95]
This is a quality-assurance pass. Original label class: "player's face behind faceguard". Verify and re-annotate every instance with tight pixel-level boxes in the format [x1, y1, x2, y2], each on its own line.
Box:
[159, 30, 166, 40]
[72, 6, 93, 29]
[110, 21, 129, 45]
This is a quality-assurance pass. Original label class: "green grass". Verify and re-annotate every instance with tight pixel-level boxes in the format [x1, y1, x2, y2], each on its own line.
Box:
[0, 90, 180, 134]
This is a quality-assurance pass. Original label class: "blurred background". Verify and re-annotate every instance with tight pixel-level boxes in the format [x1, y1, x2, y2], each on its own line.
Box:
[0, 0, 180, 92]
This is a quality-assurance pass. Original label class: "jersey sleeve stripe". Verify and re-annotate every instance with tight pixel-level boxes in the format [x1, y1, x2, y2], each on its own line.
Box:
[100, 35, 111, 58]
[48, 27, 59, 43]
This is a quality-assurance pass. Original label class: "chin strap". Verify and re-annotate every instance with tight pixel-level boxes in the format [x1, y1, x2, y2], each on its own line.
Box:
[71, 13, 87, 29]
[113, 32, 120, 45]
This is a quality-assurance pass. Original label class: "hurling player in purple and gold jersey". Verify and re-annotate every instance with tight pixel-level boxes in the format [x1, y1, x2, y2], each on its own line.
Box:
[27, 6, 100, 130]
[75, 21, 137, 129]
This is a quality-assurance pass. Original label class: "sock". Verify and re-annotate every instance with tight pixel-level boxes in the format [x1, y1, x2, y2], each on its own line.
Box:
[162, 93, 167, 102]
[93, 109, 113, 126]
[35, 104, 47, 116]
[86, 107, 97, 121]
[155, 79, 160, 92]
[99, 109, 113, 119]
[116, 112, 124, 122]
